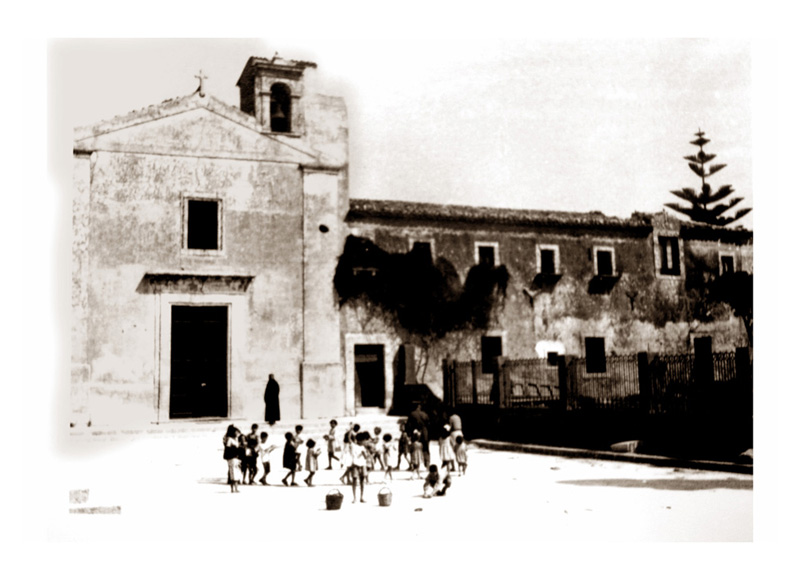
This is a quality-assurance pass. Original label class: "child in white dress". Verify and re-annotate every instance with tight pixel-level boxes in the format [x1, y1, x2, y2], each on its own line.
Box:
[382, 433, 397, 481]
[257, 431, 278, 485]
[454, 435, 468, 475]
[304, 439, 322, 486]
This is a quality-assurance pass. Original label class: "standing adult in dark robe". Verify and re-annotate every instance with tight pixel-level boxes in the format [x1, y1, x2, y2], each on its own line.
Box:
[406, 403, 431, 468]
[264, 374, 280, 425]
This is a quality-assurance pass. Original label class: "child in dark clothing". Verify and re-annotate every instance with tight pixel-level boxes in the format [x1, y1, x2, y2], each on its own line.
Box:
[281, 432, 299, 486]
[237, 432, 248, 484]
[244, 423, 260, 484]
[223, 425, 240, 493]
[397, 427, 411, 470]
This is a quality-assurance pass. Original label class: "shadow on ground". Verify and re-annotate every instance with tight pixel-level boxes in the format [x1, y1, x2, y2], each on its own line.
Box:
[557, 478, 752, 491]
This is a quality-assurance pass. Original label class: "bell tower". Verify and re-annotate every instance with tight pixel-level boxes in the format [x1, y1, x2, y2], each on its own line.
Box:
[236, 55, 317, 135]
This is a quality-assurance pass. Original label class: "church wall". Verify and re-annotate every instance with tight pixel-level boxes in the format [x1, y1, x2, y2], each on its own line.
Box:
[74, 150, 310, 426]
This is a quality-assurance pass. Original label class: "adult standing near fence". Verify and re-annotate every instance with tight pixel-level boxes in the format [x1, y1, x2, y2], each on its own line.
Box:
[448, 410, 463, 442]
[264, 374, 281, 426]
[406, 402, 431, 468]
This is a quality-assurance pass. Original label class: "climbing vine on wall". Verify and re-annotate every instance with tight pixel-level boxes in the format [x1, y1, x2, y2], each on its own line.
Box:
[333, 235, 509, 338]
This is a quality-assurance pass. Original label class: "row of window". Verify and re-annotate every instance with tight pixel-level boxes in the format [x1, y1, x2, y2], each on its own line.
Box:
[413, 238, 618, 277]
[413, 237, 737, 277]
[184, 202, 739, 279]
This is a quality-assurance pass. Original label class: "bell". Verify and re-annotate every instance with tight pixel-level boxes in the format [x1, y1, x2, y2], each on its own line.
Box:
[272, 104, 285, 119]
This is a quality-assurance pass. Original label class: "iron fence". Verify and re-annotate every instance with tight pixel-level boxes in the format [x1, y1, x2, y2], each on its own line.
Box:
[442, 348, 751, 417]
[504, 358, 561, 408]
[649, 353, 694, 414]
[451, 361, 473, 405]
[713, 351, 737, 384]
[449, 360, 495, 405]
[567, 354, 641, 411]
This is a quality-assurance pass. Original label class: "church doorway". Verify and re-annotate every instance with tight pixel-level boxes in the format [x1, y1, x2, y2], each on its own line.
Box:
[354, 344, 385, 408]
[169, 305, 228, 419]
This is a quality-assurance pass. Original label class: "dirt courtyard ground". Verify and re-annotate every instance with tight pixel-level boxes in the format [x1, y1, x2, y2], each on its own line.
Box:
[48, 430, 752, 543]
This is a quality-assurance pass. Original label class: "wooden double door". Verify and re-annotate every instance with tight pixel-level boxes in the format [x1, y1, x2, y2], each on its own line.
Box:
[169, 305, 228, 419]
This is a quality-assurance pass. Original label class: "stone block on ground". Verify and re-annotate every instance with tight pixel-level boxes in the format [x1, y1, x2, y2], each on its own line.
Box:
[610, 440, 641, 453]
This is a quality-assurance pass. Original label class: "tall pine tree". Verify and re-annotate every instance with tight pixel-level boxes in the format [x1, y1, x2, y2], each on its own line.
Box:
[665, 130, 751, 226]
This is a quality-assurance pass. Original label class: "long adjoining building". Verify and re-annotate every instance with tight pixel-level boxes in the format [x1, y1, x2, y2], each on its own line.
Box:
[71, 55, 752, 428]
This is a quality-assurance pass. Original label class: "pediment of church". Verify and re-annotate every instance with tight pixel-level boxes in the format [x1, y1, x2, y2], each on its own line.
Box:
[73, 93, 320, 165]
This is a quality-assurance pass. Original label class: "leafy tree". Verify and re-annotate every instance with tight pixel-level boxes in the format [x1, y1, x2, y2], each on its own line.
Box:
[334, 235, 509, 338]
[666, 130, 751, 226]
[333, 235, 510, 382]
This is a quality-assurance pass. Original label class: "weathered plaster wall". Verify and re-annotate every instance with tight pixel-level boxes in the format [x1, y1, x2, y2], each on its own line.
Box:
[75, 151, 307, 425]
[302, 170, 347, 418]
[71, 154, 92, 418]
[342, 219, 751, 398]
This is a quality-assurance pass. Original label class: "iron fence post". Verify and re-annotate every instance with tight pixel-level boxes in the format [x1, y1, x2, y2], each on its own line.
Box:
[496, 356, 507, 409]
[735, 346, 753, 418]
[557, 355, 568, 412]
[471, 360, 479, 405]
[637, 352, 652, 414]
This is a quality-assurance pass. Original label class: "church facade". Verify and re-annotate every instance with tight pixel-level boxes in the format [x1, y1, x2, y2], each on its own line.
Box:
[72, 57, 348, 427]
[71, 55, 752, 428]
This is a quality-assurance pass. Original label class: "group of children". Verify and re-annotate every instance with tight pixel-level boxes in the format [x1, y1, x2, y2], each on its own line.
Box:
[222, 423, 280, 493]
[221, 418, 468, 499]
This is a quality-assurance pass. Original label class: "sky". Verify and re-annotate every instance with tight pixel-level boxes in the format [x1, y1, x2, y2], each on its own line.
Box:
[50, 37, 753, 228]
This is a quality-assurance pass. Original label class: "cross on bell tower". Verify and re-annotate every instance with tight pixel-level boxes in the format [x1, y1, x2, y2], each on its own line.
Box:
[194, 69, 208, 97]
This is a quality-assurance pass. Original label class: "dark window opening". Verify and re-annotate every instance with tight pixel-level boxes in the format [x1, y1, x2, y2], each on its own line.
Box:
[481, 336, 503, 374]
[693, 336, 712, 356]
[478, 245, 496, 267]
[546, 351, 559, 366]
[659, 237, 681, 275]
[270, 83, 291, 133]
[187, 199, 219, 251]
[596, 250, 613, 276]
[354, 344, 385, 408]
[412, 241, 432, 260]
[540, 249, 556, 275]
[721, 255, 734, 275]
[585, 337, 606, 373]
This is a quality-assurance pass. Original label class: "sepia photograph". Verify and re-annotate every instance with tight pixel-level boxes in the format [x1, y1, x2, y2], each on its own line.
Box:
[10, 6, 797, 576]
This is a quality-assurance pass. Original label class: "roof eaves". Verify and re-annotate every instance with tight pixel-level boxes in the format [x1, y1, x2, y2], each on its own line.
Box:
[73, 92, 200, 141]
[347, 199, 651, 230]
[73, 92, 263, 144]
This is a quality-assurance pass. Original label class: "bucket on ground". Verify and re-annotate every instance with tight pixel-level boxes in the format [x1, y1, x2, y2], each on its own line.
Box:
[326, 489, 343, 510]
[378, 487, 392, 507]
